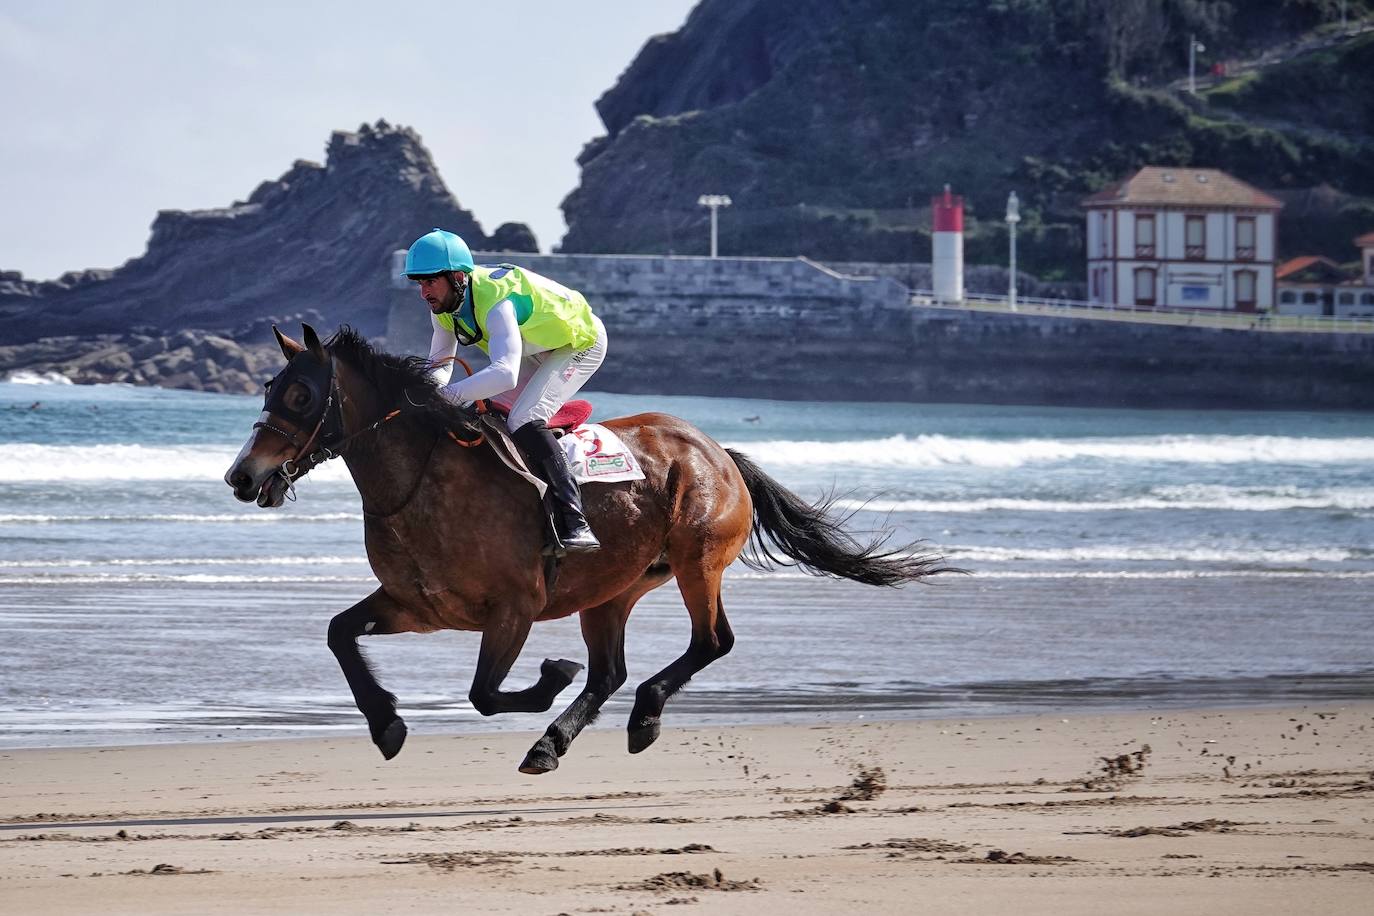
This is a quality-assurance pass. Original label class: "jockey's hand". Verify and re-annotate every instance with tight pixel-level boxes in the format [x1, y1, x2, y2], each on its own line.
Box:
[455, 401, 482, 425]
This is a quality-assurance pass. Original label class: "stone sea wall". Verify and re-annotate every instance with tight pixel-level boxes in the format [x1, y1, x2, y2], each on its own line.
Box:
[386, 253, 1374, 411]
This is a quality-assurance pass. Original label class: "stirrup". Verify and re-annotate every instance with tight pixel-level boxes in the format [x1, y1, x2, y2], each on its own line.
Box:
[561, 528, 601, 552]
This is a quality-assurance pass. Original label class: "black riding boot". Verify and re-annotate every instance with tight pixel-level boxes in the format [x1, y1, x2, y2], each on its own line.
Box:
[511, 420, 601, 553]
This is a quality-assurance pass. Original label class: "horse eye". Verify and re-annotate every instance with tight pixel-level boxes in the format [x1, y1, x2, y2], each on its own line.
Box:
[286, 384, 313, 411]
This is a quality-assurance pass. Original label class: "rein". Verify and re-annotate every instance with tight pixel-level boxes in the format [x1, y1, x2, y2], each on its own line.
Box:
[256, 354, 485, 505]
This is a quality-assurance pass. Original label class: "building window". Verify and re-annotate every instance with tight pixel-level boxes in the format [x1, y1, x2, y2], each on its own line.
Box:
[1133, 268, 1156, 306]
[1279, 290, 1297, 304]
[1338, 292, 1355, 305]
[1135, 214, 1155, 258]
[1235, 216, 1256, 261]
[1362, 293, 1374, 306]
[1301, 291, 1320, 304]
[1185, 215, 1206, 260]
[1235, 270, 1257, 310]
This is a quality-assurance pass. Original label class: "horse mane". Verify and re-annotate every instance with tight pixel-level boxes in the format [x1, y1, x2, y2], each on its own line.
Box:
[324, 325, 480, 438]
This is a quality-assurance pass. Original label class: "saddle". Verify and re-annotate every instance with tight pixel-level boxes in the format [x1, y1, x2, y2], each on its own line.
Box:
[483, 397, 593, 434]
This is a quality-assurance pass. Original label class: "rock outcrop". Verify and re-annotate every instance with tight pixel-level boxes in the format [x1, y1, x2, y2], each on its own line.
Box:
[0, 121, 536, 345]
[0, 328, 298, 394]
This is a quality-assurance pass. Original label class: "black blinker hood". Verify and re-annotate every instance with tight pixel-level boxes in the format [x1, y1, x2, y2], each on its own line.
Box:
[263, 352, 333, 429]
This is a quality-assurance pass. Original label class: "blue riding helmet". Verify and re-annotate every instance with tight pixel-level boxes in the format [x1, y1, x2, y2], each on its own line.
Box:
[404, 228, 474, 277]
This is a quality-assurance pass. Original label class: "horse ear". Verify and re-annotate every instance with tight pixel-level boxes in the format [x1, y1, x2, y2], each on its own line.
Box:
[274, 325, 304, 361]
[301, 324, 327, 364]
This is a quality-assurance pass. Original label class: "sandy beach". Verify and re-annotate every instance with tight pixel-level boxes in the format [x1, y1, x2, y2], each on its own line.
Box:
[2, 705, 1371, 914]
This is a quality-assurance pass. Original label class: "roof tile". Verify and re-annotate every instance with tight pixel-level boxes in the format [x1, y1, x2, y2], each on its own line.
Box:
[1083, 167, 1282, 209]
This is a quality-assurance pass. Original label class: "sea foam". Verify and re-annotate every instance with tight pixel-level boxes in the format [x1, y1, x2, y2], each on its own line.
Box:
[730, 434, 1374, 468]
[0, 444, 352, 483]
[834, 485, 1374, 514]
[5, 370, 74, 385]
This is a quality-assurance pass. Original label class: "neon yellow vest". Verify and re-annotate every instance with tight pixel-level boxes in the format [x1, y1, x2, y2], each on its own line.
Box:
[434, 265, 597, 355]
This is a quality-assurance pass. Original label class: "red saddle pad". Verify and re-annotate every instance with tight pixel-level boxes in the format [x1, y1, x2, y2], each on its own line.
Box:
[486, 398, 593, 431]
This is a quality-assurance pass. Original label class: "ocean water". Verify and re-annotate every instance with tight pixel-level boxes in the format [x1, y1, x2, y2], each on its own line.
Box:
[2, 377, 1372, 750]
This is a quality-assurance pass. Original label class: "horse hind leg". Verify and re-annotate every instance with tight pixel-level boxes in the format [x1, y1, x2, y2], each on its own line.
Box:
[520, 591, 641, 775]
[327, 589, 409, 760]
[628, 567, 734, 754]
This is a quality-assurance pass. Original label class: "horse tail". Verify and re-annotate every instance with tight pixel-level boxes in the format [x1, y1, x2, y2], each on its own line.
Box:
[726, 448, 961, 587]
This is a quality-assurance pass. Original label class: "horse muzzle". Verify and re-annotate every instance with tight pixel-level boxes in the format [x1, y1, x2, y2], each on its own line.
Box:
[225, 461, 291, 508]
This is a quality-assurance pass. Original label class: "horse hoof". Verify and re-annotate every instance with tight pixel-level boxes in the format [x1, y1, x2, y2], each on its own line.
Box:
[541, 658, 584, 687]
[518, 747, 560, 775]
[628, 718, 660, 754]
[374, 718, 407, 760]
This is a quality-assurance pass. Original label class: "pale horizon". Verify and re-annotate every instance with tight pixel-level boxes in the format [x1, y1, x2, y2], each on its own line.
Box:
[0, 0, 697, 281]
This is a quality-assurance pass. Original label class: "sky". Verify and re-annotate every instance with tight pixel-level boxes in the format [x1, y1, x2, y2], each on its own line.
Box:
[0, 0, 699, 281]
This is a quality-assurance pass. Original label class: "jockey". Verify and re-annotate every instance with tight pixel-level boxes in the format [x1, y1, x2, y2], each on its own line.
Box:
[404, 228, 606, 553]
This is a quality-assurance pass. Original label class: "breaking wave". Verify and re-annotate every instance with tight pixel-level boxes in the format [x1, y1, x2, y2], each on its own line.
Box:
[835, 485, 1374, 514]
[733, 434, 1374, 469]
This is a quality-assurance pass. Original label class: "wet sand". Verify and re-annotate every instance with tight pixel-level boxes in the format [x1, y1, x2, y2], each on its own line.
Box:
[2, 704, 1371, 914]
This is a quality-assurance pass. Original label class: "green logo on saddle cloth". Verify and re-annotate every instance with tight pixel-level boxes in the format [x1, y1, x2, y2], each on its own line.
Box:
[586, 454, 629, 476]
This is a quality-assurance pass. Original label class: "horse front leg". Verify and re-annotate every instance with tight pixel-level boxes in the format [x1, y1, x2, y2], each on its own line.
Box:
[327, 588, 408, 760]
[520, 594, 639, 775]
[468, 610, 584, 718]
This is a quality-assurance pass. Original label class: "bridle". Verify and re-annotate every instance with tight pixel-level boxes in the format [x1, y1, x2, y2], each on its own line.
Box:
[252, 351, 483, 506]
[253, 354, 384, 501]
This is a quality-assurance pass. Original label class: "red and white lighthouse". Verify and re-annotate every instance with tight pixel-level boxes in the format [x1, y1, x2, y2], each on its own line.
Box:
[932, 185, 964, 303]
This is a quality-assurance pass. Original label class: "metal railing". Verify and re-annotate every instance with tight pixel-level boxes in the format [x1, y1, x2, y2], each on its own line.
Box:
[911, 291, 1374, 334]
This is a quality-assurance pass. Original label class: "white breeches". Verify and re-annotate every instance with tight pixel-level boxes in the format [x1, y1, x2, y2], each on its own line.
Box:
[495, 314, 607, 431]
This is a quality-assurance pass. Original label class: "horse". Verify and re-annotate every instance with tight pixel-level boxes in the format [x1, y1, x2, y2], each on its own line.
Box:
[224, 324, 955, 774]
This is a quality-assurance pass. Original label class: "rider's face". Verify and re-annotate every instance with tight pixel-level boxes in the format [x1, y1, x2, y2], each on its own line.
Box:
[415, 274, 465, 314]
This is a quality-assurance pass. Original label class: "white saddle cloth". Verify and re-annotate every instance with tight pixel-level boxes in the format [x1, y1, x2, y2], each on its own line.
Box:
[560, 423, 645, 484]
[478, 416, 645, 499]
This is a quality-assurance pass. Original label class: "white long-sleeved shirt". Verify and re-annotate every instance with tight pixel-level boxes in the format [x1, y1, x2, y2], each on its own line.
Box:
[427, 299, 531, 404]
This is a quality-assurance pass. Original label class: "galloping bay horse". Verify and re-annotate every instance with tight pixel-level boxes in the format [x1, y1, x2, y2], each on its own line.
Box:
[225, 325, 953, 773]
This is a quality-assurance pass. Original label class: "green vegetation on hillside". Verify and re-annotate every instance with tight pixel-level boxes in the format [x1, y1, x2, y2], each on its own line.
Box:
[562, 0, 1374, 280]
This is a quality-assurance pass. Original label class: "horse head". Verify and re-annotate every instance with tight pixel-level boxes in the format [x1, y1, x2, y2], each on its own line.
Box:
[224, 323, 336, 508]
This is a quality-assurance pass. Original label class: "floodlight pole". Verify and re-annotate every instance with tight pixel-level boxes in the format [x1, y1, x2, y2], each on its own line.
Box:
[1006, 191, 1020, 312]
[697, 194, 733, 258]
[1189, 35, 1206, 94]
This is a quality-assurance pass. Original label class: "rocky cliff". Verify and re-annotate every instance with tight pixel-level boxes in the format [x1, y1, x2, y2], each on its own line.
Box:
[0, 121, 535, 345]
[560, 0, 1374, 278]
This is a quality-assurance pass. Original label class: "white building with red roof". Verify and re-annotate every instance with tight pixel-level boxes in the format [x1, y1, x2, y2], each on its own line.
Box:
[1083, 166, 1282, 312]
[1275, 232, 1374, 317]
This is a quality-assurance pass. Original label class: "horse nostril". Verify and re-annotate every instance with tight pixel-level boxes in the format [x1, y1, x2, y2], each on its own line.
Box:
[229, 471, 252, 491]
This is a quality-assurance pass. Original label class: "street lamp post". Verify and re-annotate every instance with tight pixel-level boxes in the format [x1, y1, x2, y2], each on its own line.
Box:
[1006, 191, 1020, 312]
[1188, 34, 1206, 94]
[697, 194, 732, 258]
